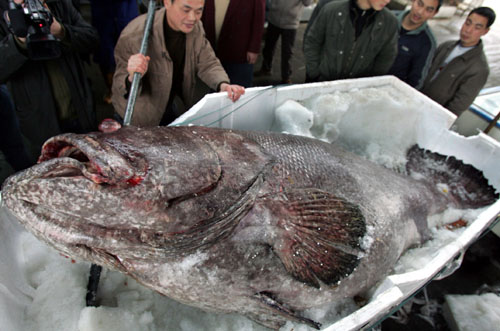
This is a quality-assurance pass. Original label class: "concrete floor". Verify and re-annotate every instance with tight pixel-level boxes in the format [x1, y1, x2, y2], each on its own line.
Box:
[1, 2, 500, 330]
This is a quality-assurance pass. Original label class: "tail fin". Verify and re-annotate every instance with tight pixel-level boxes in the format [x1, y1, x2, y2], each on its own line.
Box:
[406, 145, 499, 209]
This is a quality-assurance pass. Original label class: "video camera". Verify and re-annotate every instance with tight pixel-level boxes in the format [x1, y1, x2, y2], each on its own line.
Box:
[7, 0, 61, 60]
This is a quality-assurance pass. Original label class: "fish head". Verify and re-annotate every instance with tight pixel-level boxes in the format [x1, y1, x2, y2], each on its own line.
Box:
[1, 126, 273, 271]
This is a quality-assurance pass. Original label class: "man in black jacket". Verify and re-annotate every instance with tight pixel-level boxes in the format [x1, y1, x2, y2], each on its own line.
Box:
[0, 84, 32, 176]
[0, 0, 98, 157]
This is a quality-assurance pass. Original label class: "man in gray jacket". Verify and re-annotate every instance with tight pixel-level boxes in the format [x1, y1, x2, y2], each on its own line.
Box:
[304, 0, 397, 82]
[257, 0, 313, 84]
[421, 7, 495, 116]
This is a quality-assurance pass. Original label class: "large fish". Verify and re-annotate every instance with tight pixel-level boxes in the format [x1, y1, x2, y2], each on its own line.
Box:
[1, 126, 497, 329]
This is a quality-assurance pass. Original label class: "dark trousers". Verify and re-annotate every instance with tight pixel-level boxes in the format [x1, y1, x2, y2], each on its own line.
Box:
[223, 62, 254, 88]
[0, 85, 33, 171]
[261, 22, 297, 81]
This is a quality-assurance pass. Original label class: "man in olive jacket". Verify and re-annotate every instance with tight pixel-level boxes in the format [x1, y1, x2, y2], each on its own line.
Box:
[304, 0, 398, 82]
[112, 0, 244, 127]
[421, 7, 495, 116]
[0, 0, 98, 157]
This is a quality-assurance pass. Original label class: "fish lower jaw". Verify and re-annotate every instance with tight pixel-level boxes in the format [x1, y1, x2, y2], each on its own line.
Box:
[69, 244, 128, 272]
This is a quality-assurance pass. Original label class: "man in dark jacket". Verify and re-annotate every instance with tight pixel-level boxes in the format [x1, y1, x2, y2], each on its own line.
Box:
[202, 0, 265, 87]
[0, 0, 98, 157]
[0, 84, 32, 175]
[304, 0, 398, 82]
[388, 0, 441, 89]
[421, 6, 495, 116]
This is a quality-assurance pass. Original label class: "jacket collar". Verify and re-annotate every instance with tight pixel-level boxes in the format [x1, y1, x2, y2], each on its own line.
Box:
[349, 0, 377, 24]
[447, 39, 485, 61]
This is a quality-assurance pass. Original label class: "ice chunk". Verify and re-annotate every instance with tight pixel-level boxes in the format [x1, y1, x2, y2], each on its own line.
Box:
[274, 100, 314, 137]
[445, 293, 500, 331]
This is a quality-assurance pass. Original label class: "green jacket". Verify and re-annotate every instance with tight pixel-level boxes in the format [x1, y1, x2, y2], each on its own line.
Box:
[304, 0, 398, 81]
[420, 40, 489, 116]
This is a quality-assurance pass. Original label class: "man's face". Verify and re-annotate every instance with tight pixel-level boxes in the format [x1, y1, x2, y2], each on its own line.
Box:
[165, 0, 204, 33]
[460, 13, 489, 47]
[408, 0, 439, 26]
[366, 0, 391, 11]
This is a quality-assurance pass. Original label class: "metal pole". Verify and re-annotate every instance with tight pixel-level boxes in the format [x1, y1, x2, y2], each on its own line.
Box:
[86, 0, 157, 307]
[484, 109, 500, 135]
[123, 0, 157, 126]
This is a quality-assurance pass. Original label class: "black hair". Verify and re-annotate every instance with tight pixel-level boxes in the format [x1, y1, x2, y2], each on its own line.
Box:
[436, 0, 443, 11]
[469, 6, 496, 28]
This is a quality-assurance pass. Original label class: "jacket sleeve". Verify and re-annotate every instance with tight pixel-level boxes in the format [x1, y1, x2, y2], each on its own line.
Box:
[0, 33, 30, 83]
[247, 0, 266, 54]
[52, 0, 99, 55]
[371, 21, 398, 76]
[303, 7, 327, 80]
[111, 31, 137, 118]
[421, 42, 449, 89]
[445, 67, 488, 116]
[303, 0, 331, 44]
[407, 37, 435, 90]
[196, 35, 230, 88]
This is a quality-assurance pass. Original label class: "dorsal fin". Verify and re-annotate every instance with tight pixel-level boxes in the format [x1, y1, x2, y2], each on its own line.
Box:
[406, 145, 499, 209]
[263, 188, 366, 288]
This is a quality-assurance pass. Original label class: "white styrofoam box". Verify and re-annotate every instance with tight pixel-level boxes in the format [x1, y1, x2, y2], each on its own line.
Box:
[173, 76, 500, 330]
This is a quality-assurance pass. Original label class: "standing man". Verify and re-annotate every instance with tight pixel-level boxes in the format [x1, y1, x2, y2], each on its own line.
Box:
[388, 0, 442, 89]
[0, 0, 98, 157]
[112, 0, 245, 127]
[89, 0, 139, 104]
[202, 0, 265, 87]
[0, 84, 32, 175]
[256, 0, 313, 84]
[421, 7, 495, 117]
[304, 0, 398, 82]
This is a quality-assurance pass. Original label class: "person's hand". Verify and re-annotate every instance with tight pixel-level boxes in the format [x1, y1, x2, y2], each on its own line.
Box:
[41, 2, 65, 39]
[49, 18, 64, 39]
[98, 119, 122, 133]
[7, 0, 27, 42]
[127, 54, 150, 82]
[219, 83, 245, 102]
[247, 52, 258, 64]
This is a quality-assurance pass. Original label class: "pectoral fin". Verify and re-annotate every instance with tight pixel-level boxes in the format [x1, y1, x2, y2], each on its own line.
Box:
[252, 291, 321, 330]
[264, 188, 366, 288]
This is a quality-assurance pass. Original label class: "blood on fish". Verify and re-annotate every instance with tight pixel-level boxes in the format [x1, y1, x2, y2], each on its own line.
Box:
[127, 176, 144, 186]
[444, 219, 468, 230]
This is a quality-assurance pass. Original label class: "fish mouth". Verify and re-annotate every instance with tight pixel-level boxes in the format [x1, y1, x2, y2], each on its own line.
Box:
[1, 131, 150, 268]
[32, 132, 147, 186]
